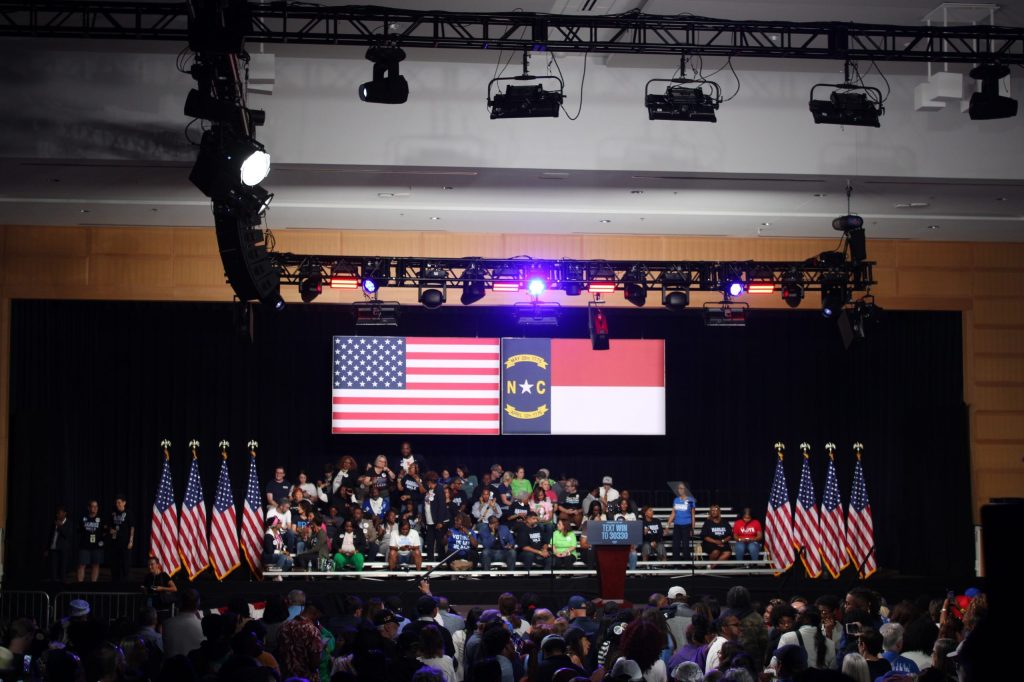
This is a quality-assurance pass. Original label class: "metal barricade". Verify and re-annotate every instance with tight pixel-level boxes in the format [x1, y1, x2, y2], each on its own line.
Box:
[54, 591, 147, 626]
[0, 590, 52, 628]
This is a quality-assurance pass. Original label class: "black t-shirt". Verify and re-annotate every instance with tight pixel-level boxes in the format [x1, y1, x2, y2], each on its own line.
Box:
[400, 475, 423, 503]
[560, 491, 583, 510]
[643, 520, 663, 542]
[144, 571, 175, 604]
[866, 658, 891, 680]
[265, 480, 291, 505]
[109, 510, 134, 546]
[507, 500, 529, 520]
[79, 515, 103, 549]
[700, 519, 731, 544]
[515, 525, 545, 551]
[448, 489, 468, 515]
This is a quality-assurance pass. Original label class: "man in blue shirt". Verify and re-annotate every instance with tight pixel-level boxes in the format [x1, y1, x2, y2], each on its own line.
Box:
[478, 516, 518, 570]
[879, 623, 920, 675]
[667, 482, 696, 560]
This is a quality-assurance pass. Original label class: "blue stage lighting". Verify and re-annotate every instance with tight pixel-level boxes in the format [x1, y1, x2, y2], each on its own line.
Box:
[362, 278, 377, 294]
[728, 281, 744, 297]
[527, 277, 547, 297]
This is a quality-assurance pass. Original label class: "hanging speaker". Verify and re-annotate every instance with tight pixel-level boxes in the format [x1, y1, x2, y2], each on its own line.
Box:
[213, 203, 282, 307]
[589, 303, 610, 351]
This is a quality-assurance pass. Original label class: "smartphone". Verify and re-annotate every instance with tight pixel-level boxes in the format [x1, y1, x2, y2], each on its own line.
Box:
[845, 622, 862, 636]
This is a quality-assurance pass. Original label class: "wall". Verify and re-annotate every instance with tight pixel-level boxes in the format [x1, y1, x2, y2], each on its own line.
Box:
[1, 224, 1022, 529]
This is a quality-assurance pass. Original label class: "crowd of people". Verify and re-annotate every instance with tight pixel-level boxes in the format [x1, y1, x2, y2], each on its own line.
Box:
[258, 443, 765, 574]
[0, 581, 989, 682]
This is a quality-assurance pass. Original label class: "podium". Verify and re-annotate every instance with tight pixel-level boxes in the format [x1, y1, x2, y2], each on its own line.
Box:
[586, 520, 641, 601]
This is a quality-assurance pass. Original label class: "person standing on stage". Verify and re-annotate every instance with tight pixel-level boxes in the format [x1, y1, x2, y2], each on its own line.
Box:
[668, 482, 696, 561]
[45, 505, 72, 582]
[423, 471, 450, 560]
[265, 467, 292, 508]
[76, 499, 104, 583]
[108, 494, 135, 582]
[397, 440, 426, 475]
[366, 454, 396, 494]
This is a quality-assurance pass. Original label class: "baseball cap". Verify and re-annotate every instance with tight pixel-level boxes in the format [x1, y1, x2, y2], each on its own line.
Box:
[610, 658, 643, 681]
[963, 587, 981, 598]
[69, 599, 91, 617]
[416, 595, 438, 615]
[566, 595, 587, 610]
[602, 476, 613, 485]
[540, 634, 566, 651]
[373, 610, 399, 627]
[667, 586, 687, 600]
[479, 609, 502, 624]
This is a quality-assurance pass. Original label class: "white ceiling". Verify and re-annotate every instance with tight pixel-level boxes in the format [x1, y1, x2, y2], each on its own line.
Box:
[1, 1, 1023, 241]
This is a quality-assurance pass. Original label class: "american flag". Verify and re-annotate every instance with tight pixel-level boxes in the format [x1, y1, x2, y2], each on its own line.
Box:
[792, 451, 823, 578]
[820, 453, 848, 578]
[331, 336, 501, 434]
[149, 452, 180, 576]
[209, 456, 240, 580]
[765, 451, 795, 574]
[241, 449, 264, 579]
[846, 451, 877, 578]
[178, 455, 210, 579]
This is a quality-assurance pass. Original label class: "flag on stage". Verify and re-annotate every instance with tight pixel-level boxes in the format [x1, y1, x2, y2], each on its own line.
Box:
[820, 448, 848, 578]
[209, 450, 240, 581]
[765, 446, 795, 574]
[179, 447, 210, 579]
[331, 336, 500, 435]
[501, 338, 665, 435]
[846, 445, 877, 578]
[241, 445, 265, 579]
[150, 444, 180, 576]
[792, 447, 823, 578]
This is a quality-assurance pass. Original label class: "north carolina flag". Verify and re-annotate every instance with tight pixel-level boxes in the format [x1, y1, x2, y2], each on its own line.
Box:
[501, 338, 665, 435]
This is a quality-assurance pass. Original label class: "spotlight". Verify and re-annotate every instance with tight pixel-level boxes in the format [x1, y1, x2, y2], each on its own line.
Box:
[225, 184, 273, 218]
[492, 265, 522, 293]
[587, 265, 617, 294]
[703, 301, 748, 327]
[781, 270, 804, 308]
[645, 78, 721, 122]
[459, 264, 486, 305]
[513, 302, 561, 326]
[968, 63, 1018, 120]
[329, 262, 360, 289]
[361, 259, 390, 293]
[728, 281, 744, 297]
[184, 89, 265, 127]
[298, 264, 323, 303]
[661, 267, 692, 310]
[359, 46, 409, 104]
[527, 277, 547, 297]
[833, 214, 867, 263]
[623, 265, 648, 307]
[589, 302, 610, 350]
[809, 84, 884, 127]
[821, 280, 848, 318]
[487, 51, 564, 119]
[559, 262, 583, 296]
[418, 264, 448, 308]
[190, 129, 270, 199]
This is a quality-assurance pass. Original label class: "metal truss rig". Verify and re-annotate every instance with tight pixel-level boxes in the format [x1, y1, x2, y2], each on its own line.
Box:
[2, 2, 1023, 64]
[271, 255, 876, 294]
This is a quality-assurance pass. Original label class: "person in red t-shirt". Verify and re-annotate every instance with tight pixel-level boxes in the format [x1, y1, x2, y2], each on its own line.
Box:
[732, 507, 763, 562]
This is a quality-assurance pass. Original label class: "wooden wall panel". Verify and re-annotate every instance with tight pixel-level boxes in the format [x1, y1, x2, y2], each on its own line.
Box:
[974, 271, 1024, 298]
[270, 230, 343, 255]
[92, 255, 174, 290]
[972, 443, 1024, 470]
[974, 356, 1024, 384]
[973, 243, 1024, 269]
[897, 269, 973, 299]
[91, 228, 173, 256]
[973, 328, 1024, 355]
[421, 232, 506, 258]
[3, 255, 89, 291]
[973, 470, 1024, 503]
[975, 412, 1024, 441]
[5, 225, 89, 256]
[173, 228, 219, 257]
[173, 257, 231, 290]
[340, 230, 425, 256]
[972, 385, 1024, 411]
[503, 234, 582, 260]
[895, 241, 974, 269]
[974, 298, 1024, 327]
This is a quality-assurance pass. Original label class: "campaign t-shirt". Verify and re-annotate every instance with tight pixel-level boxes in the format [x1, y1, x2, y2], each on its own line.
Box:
[643, 520, 663, 542]
[448, 490, 468, 515]
[110, 511, 133, 546]
[447, 529, 474, 558]
[560, 491, 583, 510]
[80, 515, 103, 549]
[672, 496, 695, 525]
[394, 530, 421, 554]
[733, 518, 762, 541]
[515, 525, 545, 551]
[400, 475, 423, 503]
[265, 480, 291, 505]
[508, 500, 529, 520]
[700, 519, 731, 543]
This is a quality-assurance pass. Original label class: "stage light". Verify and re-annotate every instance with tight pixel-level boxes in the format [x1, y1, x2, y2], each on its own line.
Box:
[225, 184, 273, 218]
[661, 266, 692, 310]
[645, 78, 721, 122]
[514, 302, 561, 326]
[459, 264, 486, 305]
[622, 265, 648, 307]
[359, 46, 409, 104]
[418, 264, 448, 308]
[559, 262, 583, 296]
[587, 265, 617, 294]
[747, 283, 775, 294]
[589, 303, 609, 350]
[527, 277, 547, 297]
[781, 270, 804, 308]
[184, 89, 265, 127]
[746, 267, 775, 294]
[190, 129, 270, 199]
[353, 301, 400, 327]
[728, 281, 744, 297]
[487, 52, 564, 119]
[809, 84, 884, 127]
[361, 278, 377, 294]
[298, 265, 322, 303]
[821, 282, 848, 318]
[492, 265, 522, 293]
[420, 289, 445, 308]
[329, 263, 360, 289]
[663, 291, 690, 310]
[968, 63, 1018, 120]
[833, 213, 867, 263]
[361, 259, 390, 294]
[703, 301, 748, 327]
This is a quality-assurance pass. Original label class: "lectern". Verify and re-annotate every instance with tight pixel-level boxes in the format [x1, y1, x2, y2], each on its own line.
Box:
[585, 520, 641, 601]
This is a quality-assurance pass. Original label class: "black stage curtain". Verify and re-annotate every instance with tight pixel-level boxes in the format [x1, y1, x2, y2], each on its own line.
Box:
[6, 300, 972, 582]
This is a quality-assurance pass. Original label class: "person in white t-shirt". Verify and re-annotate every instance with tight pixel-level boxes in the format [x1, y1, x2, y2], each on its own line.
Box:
[598, 476, 620, 508]
[705, 615, 743, 673]
[388, 519, 423, 570]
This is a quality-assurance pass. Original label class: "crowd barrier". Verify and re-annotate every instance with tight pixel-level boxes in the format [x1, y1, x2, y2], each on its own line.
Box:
[0, 589, 51, 628]
[52, 591, 149, 627]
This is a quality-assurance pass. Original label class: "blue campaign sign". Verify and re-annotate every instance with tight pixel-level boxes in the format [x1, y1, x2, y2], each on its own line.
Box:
[501, 338, 552, 434]
[586, 520, 642, 546]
